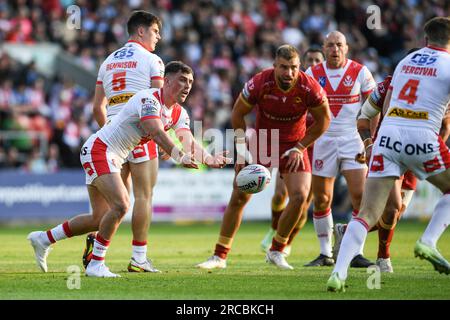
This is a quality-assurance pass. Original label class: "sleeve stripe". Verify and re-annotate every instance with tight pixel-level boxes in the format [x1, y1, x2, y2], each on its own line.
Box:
[140, 115, 160, 121]
[96, 81, 103, 85]
[239, 95, 254, 108]
[361, 89, 374, 95]
[151, 76, 164, 80]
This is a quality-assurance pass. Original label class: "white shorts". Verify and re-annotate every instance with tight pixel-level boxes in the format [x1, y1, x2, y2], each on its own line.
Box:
[126, 140, 158, 164]
[368, 126, 450, 180]
[80, 135, 123, 185]
[312, 133, 366, 177]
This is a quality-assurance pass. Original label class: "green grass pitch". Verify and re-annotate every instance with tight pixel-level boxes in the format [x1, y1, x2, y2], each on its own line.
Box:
[0, 220, 449, 300]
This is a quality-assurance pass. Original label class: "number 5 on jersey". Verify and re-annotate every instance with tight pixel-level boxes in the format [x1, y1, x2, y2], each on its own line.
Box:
[112, 71, 126, 91]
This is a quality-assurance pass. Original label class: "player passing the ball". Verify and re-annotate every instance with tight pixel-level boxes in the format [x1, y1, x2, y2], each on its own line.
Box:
[28, 61, 231, 277]
[197, 44, 331, 270]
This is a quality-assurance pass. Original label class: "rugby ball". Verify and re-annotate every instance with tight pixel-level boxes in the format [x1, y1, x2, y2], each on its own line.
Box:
[236, 164, 271, 194]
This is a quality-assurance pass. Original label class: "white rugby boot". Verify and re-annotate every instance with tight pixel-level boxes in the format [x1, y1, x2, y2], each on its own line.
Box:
[265, 250, 294, 270]
[27, 231, 52, 273]
[196, 255, 227, 269]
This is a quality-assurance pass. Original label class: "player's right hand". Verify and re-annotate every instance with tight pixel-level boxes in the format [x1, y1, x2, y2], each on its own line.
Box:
[355, 151, 366, 164]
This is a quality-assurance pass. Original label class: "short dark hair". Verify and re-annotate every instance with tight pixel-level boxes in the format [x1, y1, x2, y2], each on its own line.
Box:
[424, 16, 450, 46]
[303, 47, 325, 60]
[127, 11, 162, 36]
[275, 44, 300, 61]
[165, 61, 194, 76]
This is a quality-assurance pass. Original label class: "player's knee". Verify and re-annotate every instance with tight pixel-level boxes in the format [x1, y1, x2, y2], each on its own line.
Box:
[288, 192, 307, 209]
[383, 203, 400, 224]
[272, 191, 287, 205]
[314, 192, 332, 209]
[112, 196, 130, 217]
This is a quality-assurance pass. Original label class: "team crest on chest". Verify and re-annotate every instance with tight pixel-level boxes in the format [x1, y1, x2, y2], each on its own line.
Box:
[343, 75, 354, 87]
[318, 76, 327, 87]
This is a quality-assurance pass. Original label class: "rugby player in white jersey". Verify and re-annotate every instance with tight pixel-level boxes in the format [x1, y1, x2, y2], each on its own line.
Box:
[27, 61, 231, 277]
[327, 17, 450, 292]
[86, 11, 166, 273]
[304, 31, 376, 267]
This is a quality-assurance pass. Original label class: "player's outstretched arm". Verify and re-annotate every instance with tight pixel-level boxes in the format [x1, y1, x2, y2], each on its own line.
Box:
[142, 118, 198, 169]
[93, 85, 107, 127]
[176, 129, 231, 169]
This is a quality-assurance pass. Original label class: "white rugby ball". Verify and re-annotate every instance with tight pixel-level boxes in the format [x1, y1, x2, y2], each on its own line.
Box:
[236, 164, 271, 194]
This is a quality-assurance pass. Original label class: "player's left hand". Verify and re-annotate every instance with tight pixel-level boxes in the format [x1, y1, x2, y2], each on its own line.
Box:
[205, 151, 232, 168]
[281, 147, 305, 173]
[158, 146, 171, 161]
[355, 151, 366, 164]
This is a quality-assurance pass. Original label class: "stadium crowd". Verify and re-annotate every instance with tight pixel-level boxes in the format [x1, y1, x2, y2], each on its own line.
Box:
[0, 0, 448, 171]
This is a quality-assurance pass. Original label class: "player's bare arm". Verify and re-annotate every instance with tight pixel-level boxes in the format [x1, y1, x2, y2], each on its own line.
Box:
[176, 129, 231, 168]
[141, 118, 198, 169]
[356, 97, 382, 163]
[439, 107, 450, 141]
[231, 94, 254, 170]
[93, 85, 108, 127]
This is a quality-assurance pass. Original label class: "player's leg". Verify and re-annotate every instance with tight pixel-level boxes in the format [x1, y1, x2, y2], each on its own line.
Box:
[84, 172, 130, 277]
[284, 189, 311, 257]
[376, 178, 403, 272]
[341, 168, 375, 268]
[28, 185, 110, 273]
[266, 171, 310, 270]
[305, 175, 335, 266]
[261, 171, 288, 252]
[82, 162, 131, 269]
[415, 168, 450, 274]
[128, 157, 160, 272]
[197, 185, 252, 269]
[327, 177, 395, 291]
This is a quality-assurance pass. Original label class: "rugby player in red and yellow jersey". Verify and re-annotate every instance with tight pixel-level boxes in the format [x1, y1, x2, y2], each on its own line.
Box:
[197, 44, 331, 270]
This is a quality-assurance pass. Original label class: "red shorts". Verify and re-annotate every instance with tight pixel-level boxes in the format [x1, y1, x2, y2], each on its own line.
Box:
[126, 140, 158, 163]
[255, 140, 311, 174]
[401, 170, 417, 191]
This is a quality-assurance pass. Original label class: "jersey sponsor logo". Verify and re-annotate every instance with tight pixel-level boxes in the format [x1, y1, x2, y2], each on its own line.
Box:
[262, 110, 301, 122]
[343, 75, 354, 87]
[387, 107, 428, 120]
[379, 136, 434, 155]
[318, 76, 326, 87]
[423, 157, 442, 173]
[113, 47, 135, 60]
[410, 53, 437, 66]
[327, 94, 360, 105]
[141, 98, 159, 116]
[263, 94, 279, 101]
[295, 97, 302, 104]
[108, 93, 134, 106]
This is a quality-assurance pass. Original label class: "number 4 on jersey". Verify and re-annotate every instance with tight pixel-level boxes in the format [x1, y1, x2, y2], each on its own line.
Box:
[398, 79, 419, 104]
[112, 71, 126, 91]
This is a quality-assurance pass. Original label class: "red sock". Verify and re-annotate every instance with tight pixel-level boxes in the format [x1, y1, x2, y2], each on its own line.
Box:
[214, 244, 230, 259]
[378, 227, 395, 259]
[270, 238, 286, 252]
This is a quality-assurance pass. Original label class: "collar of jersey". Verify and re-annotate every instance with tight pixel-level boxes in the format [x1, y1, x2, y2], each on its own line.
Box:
[127, 40, 153, 53]
[426, 45, 449, 54]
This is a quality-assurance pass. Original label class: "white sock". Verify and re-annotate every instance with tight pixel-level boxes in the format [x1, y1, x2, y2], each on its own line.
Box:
[333, 219, 369, 280]
[351, 210, 364, 256]
[90, 235, 110, 267]
[44, 221, 72, 245]
[421, 194, 450, 248]
[313, 209, 333, 257]
[132, 240, 147, 263]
